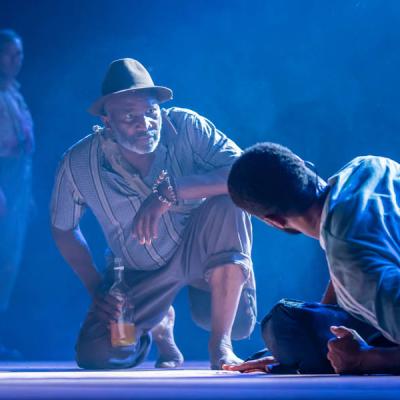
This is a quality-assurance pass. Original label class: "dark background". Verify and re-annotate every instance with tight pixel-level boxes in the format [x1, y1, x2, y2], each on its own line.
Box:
[1, 0, 399, 361]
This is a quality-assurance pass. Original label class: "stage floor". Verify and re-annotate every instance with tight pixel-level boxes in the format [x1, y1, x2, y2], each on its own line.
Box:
[0, 361, 398, 399]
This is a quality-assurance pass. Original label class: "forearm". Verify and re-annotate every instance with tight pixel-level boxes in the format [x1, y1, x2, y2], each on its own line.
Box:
[362, 346, 400, 373]
[51, 226, 102, 296]
[321, 280, 337, 305]
[175, 166, 230, 200]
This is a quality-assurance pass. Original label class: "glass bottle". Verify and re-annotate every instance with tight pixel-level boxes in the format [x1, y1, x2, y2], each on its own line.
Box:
[109, 258, 136, 347]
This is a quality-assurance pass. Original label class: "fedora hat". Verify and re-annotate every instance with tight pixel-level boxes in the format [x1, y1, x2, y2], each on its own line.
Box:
[88, 58, 173, 116]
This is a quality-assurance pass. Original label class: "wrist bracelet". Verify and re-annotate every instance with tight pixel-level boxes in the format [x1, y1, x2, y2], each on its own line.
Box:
[152, 169, 178, 206]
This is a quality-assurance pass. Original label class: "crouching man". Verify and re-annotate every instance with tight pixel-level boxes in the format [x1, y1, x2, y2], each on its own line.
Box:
[51, 58, 256, 370]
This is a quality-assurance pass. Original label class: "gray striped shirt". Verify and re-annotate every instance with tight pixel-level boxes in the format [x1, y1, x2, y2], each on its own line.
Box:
[51, 107, 242, 271]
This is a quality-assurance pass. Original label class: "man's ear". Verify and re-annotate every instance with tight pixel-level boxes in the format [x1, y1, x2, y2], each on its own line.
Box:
[261, 214, 287, 230]
[101, 115, 111, 130]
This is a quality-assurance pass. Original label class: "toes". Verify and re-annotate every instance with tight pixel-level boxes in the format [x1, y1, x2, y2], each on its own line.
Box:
[210, 354, 243, 370]
[155, 360, 183, 369]
[155, 354, 184, 368]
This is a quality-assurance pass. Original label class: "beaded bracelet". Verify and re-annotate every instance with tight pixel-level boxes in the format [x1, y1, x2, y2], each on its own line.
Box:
[152, 169, 178, 206]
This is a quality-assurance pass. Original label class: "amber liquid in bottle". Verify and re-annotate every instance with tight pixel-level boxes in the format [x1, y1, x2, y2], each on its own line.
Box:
[109, 258, 136, 347]
[110, 322, 136, 347]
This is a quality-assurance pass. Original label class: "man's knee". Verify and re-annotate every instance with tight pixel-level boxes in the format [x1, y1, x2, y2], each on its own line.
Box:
[261, 299, 335, 374]
[261, 300, 301, 359]
[76, 338, 116, 370]
[76, 333, 151, 370]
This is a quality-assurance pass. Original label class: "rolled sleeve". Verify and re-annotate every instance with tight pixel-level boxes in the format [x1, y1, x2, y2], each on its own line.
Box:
[185, 113, 242, 172]
[50, 154, 86, 231]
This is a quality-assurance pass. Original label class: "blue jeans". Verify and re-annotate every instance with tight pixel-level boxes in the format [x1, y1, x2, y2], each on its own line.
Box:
[260, 299, 392, 374]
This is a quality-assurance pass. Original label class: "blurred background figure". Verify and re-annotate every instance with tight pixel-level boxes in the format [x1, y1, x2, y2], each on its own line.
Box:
[0, 29, 34, 359]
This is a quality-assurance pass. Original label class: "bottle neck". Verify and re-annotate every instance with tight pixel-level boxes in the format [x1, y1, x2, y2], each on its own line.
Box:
[113, 267, 124, 284]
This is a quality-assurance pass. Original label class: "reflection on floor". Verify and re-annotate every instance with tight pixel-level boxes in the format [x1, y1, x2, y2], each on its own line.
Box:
[0, 361, 398, 399]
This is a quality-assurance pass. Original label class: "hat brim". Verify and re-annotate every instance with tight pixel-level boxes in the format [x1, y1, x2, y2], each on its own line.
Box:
[88, 86, 173, 116]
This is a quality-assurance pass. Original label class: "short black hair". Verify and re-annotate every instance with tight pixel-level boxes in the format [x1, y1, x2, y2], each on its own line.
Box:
[228, 142, 318, 217]
[0, 29, 22, 51]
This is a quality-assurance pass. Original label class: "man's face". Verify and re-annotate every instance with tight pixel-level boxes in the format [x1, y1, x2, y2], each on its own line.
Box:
[103, 94, 162, 154]
[0, 39, 23, 80]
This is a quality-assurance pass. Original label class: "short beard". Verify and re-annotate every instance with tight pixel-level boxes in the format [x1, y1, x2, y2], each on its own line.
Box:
[114, 129, 161, 154]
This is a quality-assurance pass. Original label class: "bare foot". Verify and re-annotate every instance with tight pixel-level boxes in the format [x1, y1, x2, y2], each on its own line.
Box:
[209, 335, 243, 370]
[152, 306, 184, 368]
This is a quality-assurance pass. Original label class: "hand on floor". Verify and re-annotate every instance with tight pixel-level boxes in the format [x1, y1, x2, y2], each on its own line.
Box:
[222, 356, 277, 373]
